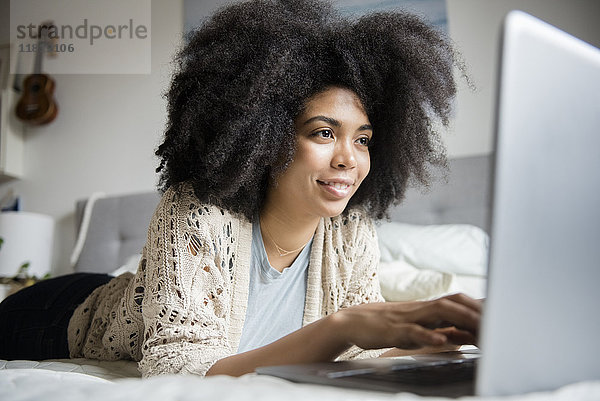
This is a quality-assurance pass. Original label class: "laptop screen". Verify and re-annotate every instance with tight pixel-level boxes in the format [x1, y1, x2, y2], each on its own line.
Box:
[477, 10, 600, 397]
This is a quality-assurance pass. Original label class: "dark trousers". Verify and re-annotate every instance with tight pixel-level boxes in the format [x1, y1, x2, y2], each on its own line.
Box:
[0, 273, 112, 360]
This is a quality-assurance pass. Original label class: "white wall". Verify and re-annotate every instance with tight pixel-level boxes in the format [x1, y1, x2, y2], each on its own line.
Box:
[445, 0, 600, 157]
[0, 0, 183, 275]
[1, 0, 598, 276]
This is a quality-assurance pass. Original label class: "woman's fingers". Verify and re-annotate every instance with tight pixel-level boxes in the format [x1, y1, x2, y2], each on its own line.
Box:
[337, 293, 482, 351]
[435, 326, 478, 346]
[444, 293, 484, 314]
[412, 296, 481, 334]
[398, 324, 448, 349]
[392, 324, 478, 350]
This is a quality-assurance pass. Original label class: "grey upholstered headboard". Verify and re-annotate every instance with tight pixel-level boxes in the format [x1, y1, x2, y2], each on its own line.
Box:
[387, 155, 492, 231]
[73, 154, 492, 274]
[74, 191, 161, 273]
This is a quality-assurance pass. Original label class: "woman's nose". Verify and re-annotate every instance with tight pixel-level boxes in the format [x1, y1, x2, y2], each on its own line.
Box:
[331, 140, 356, 169]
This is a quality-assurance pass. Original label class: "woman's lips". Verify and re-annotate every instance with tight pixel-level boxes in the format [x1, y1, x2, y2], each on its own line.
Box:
[317, 180, 352, 198]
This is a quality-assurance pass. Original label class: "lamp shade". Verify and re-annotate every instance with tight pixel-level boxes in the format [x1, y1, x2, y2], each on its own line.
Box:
[0, 212, 54, 277]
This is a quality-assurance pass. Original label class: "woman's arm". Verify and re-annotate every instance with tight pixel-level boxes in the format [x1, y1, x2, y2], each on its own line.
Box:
[207, 293, 481, 376]
[206, 313, 346, 376]
[138, 189, 235, 377]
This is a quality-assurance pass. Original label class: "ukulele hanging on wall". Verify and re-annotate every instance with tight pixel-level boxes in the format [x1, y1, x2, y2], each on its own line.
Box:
[16, 21, 59, 125]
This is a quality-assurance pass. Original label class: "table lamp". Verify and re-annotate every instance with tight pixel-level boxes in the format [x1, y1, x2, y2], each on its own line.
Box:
[0, 212, 54, 278]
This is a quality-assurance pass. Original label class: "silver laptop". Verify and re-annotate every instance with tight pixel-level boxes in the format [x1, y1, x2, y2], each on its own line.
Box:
[257, 10, 600, 397]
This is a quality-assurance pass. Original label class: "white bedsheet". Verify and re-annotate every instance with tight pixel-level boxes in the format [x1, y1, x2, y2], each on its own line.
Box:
[1, 358, 599, 401]
[0, 358, 140, 380]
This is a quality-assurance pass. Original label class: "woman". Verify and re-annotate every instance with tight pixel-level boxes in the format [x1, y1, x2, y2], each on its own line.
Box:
[0, 0, 480, 377]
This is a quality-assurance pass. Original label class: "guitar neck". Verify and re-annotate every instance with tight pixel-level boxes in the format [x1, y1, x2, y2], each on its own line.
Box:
[34, 38, 44, 74]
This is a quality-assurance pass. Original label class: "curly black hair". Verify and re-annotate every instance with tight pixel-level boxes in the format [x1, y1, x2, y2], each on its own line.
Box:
[155, 0, 459, 220]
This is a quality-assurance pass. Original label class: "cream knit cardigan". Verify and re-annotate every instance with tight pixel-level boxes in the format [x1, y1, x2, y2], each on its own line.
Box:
[68, 183, 387, 377]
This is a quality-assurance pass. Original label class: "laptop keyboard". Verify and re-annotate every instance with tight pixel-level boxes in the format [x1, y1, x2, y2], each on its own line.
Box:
[348, 359, 476, 386]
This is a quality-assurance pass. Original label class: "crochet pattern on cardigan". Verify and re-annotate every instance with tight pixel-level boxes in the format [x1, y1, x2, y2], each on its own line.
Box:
[68, 183, 387, 377]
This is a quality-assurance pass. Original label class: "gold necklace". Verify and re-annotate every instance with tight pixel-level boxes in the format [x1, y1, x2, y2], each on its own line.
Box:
[261, 221, 310, 257]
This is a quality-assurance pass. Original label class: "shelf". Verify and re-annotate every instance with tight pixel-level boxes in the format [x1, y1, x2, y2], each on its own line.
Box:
[0, 88, 24, 181]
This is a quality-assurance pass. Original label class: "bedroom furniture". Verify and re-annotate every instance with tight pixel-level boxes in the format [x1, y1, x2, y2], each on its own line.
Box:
[0, 211, 54, 278]
[1, 357, 598, 401]
[72, 154, 492, 274]
[0, 43, 24, 181]
[0, 89, 24, 181]
[388, 155, 491, 231]
[73, 191, 160, 273]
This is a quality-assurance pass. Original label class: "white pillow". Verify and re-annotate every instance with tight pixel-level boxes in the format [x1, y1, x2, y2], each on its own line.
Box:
[379, 260, 487, 301]
[379, 260, 455, 301]
[110, 254, 142, 276]
[376, 222, 489, 277]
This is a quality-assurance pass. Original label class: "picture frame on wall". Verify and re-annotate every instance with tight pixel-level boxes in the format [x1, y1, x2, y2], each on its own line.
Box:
[183, 0, 447, 37]
[334, 0, 447, 32]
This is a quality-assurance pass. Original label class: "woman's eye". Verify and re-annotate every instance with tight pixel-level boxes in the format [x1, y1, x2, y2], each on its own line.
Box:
[357, 137, 371, 146]
[313, 129, 333, 139]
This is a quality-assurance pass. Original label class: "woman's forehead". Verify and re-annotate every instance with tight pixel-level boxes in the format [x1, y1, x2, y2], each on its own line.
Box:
[301, 87, 368, 117]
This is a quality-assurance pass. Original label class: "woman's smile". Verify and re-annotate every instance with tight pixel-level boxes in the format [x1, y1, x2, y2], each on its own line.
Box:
[316, 178, 354, 198]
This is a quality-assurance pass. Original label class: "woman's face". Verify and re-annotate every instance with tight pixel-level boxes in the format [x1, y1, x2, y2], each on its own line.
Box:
[266, 86, 372, 219]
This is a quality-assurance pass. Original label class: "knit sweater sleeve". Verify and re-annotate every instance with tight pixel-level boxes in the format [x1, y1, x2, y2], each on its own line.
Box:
[336, 213, 390, 361]
[137, 186, 234, 377]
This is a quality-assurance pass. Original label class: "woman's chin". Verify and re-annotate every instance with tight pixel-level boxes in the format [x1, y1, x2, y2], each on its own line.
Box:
[316, 201, 351, 218]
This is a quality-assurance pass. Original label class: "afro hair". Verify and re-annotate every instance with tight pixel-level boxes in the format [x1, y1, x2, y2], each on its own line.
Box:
[155, 0, 459, 220]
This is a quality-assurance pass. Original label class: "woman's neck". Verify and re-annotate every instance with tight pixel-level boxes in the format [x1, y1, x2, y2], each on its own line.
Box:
[259, 203, 319, 272]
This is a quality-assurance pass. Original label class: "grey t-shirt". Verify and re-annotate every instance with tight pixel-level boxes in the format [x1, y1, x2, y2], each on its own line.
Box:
[236, 219, 313, 354]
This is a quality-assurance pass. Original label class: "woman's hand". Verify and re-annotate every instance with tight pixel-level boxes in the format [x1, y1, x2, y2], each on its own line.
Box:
[207, 293, 481, 377]
[332, 293, 482, 350]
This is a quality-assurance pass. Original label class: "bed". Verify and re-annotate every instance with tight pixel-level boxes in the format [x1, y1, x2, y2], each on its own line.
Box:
[2, 155, 598, 400]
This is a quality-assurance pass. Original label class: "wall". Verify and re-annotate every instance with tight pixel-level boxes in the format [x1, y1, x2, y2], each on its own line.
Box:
[1, 0, 598, 276]
[445, 0, 600, 157]
[0, 0, 183, 275]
